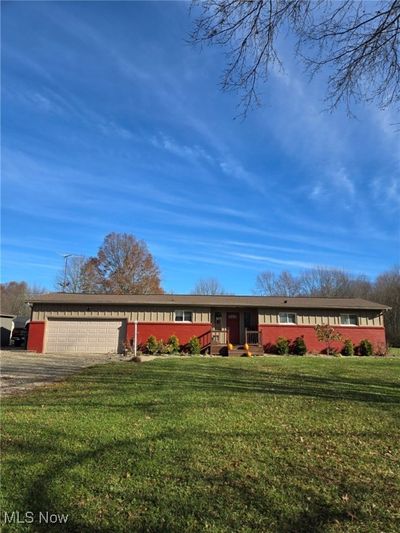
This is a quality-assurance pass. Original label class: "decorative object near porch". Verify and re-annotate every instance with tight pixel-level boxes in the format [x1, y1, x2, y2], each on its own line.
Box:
[228, 342, 233, 350]
[244, 343, 249, 351]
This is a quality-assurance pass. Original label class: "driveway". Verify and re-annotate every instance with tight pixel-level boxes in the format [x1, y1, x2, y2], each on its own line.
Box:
[0, 350, 125, 395]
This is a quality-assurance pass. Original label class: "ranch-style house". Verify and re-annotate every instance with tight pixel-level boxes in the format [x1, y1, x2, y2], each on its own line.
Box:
[26, 293, 389, 355]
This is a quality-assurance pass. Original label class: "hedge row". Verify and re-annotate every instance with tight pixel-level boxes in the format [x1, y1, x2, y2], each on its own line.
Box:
[270, 337, 386, 356]
[127, 335, 202, 355]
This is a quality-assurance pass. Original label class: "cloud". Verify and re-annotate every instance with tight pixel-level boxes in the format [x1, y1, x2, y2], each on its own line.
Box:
[331, 167, 355, 196]
[371, 175, 400, 209]
[219, 159, 266, 194]
[228, 251, 317, 270]
[308, 167, 355, 206]
[151, 133, 214, 163]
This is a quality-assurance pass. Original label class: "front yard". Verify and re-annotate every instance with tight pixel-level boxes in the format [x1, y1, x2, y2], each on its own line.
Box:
[1, 357, 399, 532]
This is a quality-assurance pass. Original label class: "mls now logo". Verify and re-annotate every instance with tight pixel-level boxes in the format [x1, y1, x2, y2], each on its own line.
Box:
[2, 511, 69, 524]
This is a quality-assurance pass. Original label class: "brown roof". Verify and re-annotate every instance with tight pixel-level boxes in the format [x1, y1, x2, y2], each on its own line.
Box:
[27, 293, 390, 310]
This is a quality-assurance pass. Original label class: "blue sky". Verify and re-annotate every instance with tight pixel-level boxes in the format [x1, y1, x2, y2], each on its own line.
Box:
[2, 1, 399, 294]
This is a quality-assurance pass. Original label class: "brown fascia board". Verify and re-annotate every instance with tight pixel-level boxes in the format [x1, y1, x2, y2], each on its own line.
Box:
[26, 293, 390, 311]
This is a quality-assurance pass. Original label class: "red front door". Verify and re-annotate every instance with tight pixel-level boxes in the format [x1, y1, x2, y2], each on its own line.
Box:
[227, 312, 240, 344]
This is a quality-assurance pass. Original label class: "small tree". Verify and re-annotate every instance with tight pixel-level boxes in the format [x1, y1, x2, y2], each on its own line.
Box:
[292, 336, 307, 356]
[187, 336, 201, 355]
[276, 337, 290, 355]
[146, 335, 159, 355]
[166, 335, 180, 354]
[314, 324, 343, 356]
[359, 339, 373, 357]
[342, 339, 354, 357]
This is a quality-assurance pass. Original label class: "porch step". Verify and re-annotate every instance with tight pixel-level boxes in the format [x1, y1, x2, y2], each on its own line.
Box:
[228, 345, 264, 356]
[209, 344, 264, 356]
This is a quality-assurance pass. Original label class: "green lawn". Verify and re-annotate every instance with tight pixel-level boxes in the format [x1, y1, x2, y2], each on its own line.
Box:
[1, 357, 400, 532]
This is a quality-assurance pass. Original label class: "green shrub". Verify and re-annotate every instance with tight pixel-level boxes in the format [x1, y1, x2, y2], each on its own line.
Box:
[146, 335, 159, 354]
[342, 339, 354, 356]
[187, 336, 201, 355]
[276, 337, 290, 355]
[166, 335, 180, 353]
[292, 336, 307, 355]
[359, 339, 373, 356]
[157, 339, 166, 355]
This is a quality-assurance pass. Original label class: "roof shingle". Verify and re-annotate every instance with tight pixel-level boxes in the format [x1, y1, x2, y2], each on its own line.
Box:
[27, 293, 390, 310]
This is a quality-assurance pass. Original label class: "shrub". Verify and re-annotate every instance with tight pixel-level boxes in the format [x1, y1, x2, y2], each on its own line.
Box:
[166, 335, 180, 353]
[359, 339, 373, 356]
[374, 342, 388, 357]
[292, 336, 307, 355]
[187, 336, 201, 355]
[146, 335, 159, 354]
[342, 339, 354, 357]
[157, 339, 166, 355]
[276, 337, 290, 355]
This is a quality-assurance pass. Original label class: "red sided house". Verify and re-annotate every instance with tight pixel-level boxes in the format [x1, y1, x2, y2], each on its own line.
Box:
[26, 293, 389, 355]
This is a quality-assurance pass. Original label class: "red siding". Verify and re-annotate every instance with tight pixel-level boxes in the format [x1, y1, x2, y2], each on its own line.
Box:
[260, 325, 386, 353]
[27, 321, 46, 353]
[127, 322, 212, 349]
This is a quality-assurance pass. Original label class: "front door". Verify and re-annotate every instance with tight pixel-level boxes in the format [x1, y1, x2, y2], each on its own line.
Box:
[227, 312, 240, 344]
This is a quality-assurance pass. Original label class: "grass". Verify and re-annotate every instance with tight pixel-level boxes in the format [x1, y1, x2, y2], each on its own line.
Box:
[388, 346, 400, 356]
[1, 357, 400, 532]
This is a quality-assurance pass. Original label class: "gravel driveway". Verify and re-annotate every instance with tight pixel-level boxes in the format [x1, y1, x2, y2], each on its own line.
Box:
[0, 349, 126, 395]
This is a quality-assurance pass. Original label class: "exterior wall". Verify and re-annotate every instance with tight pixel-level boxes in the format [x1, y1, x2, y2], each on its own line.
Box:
[260, 324, 387, 353]
[27, 321, 46, 353]
[0, 316, 14, 347]
[258, 308, 384, 327]
[32, 304, 211, 323]
[127, 322, 212, 349]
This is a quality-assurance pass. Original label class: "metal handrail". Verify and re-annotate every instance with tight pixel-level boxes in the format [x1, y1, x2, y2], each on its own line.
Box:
[245, 329, 261, 345]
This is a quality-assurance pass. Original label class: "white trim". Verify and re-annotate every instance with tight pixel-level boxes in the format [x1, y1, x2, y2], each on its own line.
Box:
[174, 310, 193, 323]
[278, 312, 297, 325]
[340, 314, 358, 326]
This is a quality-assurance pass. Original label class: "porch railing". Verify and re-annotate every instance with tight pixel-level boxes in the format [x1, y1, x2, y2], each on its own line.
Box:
[211, 328, 229, 345]
[245, 329, 262, 345]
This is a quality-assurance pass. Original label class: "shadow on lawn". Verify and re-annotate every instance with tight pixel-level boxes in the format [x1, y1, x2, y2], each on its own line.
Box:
[5, 426, 367, 533]
[10, 359, 398, 409]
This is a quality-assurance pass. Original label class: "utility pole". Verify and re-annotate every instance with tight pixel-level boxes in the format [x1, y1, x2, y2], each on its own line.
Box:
[62, 254, 72, 292]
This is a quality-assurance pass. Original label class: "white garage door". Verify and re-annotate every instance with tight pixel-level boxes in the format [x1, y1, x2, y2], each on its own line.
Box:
[45, 319, 125, 354]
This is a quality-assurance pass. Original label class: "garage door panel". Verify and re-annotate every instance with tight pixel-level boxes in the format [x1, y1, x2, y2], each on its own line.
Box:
[45, 319, 124, 354]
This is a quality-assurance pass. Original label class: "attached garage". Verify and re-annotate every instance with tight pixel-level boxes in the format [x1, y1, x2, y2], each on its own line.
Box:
[45, 319, 125, 354]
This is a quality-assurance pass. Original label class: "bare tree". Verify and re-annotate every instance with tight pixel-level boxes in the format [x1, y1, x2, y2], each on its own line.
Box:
[192, 277, 226, 295]
[0, 281, 46, 316]
[190, 1, 400, 117]
[254, 267, 373, 297]
[86, 233, 163, 294]
[254, 270, 301, 296]
[372, 265, 400, 346]
[55, 256, 89, 293]
[300, 267, 357, 297]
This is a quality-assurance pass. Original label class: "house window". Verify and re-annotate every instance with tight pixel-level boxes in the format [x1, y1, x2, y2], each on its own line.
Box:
[175, 310, 193, 322]
[340, 314, 358, 326]
[213, 311, 222, 330]
[279, 312, 296, 324]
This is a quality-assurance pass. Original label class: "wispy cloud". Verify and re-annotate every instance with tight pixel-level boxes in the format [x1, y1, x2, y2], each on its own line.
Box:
[151, 133, 214, 163]
[228, 251, 317, 270]
[219, 159, 266, 195]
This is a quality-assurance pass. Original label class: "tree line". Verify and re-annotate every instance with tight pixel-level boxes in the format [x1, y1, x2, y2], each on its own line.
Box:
[193, 268, 400, 347]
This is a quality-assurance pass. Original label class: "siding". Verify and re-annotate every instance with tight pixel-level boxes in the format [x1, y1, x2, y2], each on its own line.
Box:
[32, 304, 211, 323]
[258, 308, 383, 327]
